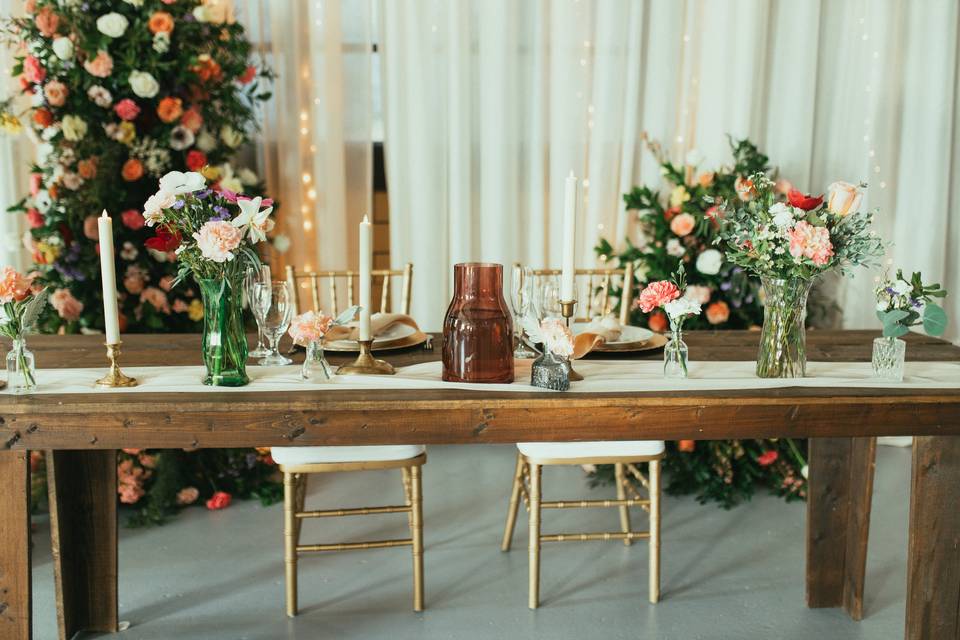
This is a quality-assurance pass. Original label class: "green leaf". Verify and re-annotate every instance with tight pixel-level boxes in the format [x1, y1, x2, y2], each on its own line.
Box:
[20, 288, 48, 332]
[883, 323, 909, 338]
[922, 304, 948, 336]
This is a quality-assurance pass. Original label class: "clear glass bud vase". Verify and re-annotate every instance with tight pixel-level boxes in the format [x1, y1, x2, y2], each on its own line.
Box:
[7, 337, 36, 392]
[872, 336, 906, 382]
[664, 323, 688, 379]
[302, 340, 334, 382]
[756, 277, 813, 378]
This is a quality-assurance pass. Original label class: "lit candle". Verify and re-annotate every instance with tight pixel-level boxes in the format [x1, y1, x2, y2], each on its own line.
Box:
[560, 171, 578, 302]
[97, 210, 120, 344]
[359, 215, 372, 341]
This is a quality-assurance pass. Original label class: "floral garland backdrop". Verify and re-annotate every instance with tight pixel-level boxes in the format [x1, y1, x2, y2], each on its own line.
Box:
[2, 0, 282, 523]
[593, 137, 808, 507]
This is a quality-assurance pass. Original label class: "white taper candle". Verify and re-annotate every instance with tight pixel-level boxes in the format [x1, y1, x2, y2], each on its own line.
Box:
[560, 171, 578, 302]
[97, 210, 121, 344]
[359, 215, 372, 341]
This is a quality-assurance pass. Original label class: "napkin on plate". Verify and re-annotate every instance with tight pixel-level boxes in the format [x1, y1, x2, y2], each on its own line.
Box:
[325, 313, 421, 342]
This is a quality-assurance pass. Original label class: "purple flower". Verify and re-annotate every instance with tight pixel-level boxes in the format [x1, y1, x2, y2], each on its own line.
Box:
[911, 298, 922, 308]
[720, 281, 732, 291]
[885, 287, 896, 295]
[173, 199, 185, 210]
[211, 205, 230, 220]
[196, 189, 212, 200]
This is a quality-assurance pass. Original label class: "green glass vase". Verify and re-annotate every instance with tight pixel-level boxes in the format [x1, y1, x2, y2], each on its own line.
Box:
[198, 277, 249, 387]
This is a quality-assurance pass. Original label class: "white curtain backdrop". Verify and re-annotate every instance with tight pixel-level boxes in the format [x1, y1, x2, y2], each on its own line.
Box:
[380, 0, 960, 338]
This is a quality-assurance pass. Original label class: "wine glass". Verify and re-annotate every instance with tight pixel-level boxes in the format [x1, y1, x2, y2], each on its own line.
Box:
[244, 266, 271, 358]
[255, 281, 294, 366]
[537, 274, 562, 320]
[510, 265, 537, 358]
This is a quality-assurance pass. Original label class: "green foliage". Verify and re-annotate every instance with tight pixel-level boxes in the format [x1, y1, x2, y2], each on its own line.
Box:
[876, 269, 949, 338]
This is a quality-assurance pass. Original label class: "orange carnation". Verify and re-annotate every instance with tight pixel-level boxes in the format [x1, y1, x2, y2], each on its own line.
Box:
[156, 97, 183, 123]
[148, 11, 174, 34]
[77, 158, 98, 180]
[121, 158, 144, 182]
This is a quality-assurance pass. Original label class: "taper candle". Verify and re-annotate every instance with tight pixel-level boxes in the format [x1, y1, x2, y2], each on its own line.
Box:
[560, 171, 578, 302]
[359, 215, 372, 341]
[97, 210, 120, 344]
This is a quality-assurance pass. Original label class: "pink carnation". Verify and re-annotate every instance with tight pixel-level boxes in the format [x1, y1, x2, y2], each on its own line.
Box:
[23, 55, 45, 83]
[114, 98, 140, 121]
[0, 267, 32, 303]
[787, 220, 834, 267]
[288, 310, 334, 345]
[83, 50, 114, 78]
[636, 280, 680, 313]
[192, 220, 242, 263]
[50, 288, 84, 321]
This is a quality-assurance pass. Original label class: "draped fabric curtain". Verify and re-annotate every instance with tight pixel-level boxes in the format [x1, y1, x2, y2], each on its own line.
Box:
[380, 0, 960, 339]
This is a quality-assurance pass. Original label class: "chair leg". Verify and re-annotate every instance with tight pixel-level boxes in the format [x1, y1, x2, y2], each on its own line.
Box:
[528, 463, 542, 609]
[409, 465, 425, 612]
[283, 472, 299, 617]
[615, 463, 632, 546]
[501, 453, 525, 552]
[649, 459, 661, 604]
[293, 473, 308, 546]
[401, 466, 413, 529]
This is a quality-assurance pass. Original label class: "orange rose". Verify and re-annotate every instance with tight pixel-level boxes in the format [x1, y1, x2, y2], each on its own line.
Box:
[647, 310, 669, 333]
[678, 440, 696, 453]
[77, 158, 98, 179]
[705, 301, 730, 325]
[121, 158, 144, 182]
[148, 11, 174, 34]
[156, 96, 183, 123]
[697, 172, 714, 188]
[32, 108, 53, 127]
[180, 107, 203, 133]
[191, 54, 222, 83]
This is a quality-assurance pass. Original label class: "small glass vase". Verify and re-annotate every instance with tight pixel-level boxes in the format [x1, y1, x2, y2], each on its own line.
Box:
[302, 340, 334, 382]
[872, 336, 906, 382]
[198, 277, 249, 387]
[531, 351, 570, 391]
[664, 323, 688, 379]
[756, 277, 813, 378]
[6, 337, 36, 393]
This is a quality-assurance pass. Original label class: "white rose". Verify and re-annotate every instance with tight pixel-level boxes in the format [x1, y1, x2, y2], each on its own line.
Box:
[238, 168, 258, 185]
[696, 249, 723, 275]
[826, 181, 864, 217]
[129, 71, 160, 98]
[61, 115, 88, 141]
[96, 12, 129, 38]
[52, 37, 74, 61]
[666, 238, 685, 257]
[220, 125, 243, 148]
[195, 129, 217, 152]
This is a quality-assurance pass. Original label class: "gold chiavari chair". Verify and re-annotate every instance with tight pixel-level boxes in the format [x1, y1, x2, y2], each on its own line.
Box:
[285, 263, 413, 317]
[502, 263, 663, 609]
[523, 263, 634, 324]
[273, 262, 425, 615]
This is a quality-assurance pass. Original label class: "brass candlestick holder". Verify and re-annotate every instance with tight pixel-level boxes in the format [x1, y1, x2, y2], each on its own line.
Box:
[337, 339, 396, 375]
[95, 342, 138, 388]
[559, 300, 584, 381]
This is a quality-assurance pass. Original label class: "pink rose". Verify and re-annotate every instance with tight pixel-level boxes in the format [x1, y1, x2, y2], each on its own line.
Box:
[113, 98, 140, 121]
[82, 215, 99, 240]
[176, 486, 199, 505]
[787, 221, 834, 267]
[34, 6, 59, 37]
[43, 80, 68, 106]
[23, 56, 45, 83]
[26, 208, 44, 228]
[120, 209, 145, 230]
[0, 267, 32, 303]
[288, 310, 334, 345]
[50, 288, 84, 321]
[192, 220, 242, 263]
[669, 212, 696, 237]
[83, 50, 114, 78]
[140, 286, 171, 314]
[123, 265, 147, 294]
[636, 280, 680, 313]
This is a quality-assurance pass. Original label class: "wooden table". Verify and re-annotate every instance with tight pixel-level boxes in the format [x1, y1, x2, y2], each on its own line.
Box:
[1, 331, 958, 640]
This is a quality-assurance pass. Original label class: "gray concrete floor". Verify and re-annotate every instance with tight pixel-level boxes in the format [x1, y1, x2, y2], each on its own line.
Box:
[31, 444, 911, 640]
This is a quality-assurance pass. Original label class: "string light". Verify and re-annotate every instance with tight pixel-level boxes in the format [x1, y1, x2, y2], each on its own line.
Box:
[307, 188, 317, 200]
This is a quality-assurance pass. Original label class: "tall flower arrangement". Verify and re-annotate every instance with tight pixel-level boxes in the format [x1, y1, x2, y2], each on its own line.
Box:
[2, 0, 273, 334]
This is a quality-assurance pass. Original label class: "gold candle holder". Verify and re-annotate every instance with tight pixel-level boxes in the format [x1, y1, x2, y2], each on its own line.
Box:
[559, 300, 584, 381]
[337, 339, 395, 376]
[95, 342, 139, 388]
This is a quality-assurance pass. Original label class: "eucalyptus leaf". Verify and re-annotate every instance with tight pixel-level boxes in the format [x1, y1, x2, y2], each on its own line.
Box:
[882, 322, 909, 339]
[922, 304, 948, 337]
[880, 308, 909, 325]
[335, 305, 360, 326]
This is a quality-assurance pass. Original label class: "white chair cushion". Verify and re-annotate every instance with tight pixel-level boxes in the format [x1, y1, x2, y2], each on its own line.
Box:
[272, 445, 426, 466]
[517, 440, 665, 462]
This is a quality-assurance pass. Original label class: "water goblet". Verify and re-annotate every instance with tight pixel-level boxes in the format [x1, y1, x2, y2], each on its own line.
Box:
[537, 274, 562, 320]
[256, 281, 294, 366]
[510, 265, 537, 358]
[244, 266, 271, 358]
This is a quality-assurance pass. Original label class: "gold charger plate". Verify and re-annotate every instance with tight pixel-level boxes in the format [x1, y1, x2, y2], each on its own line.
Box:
[324, 330, 430, 353]
[594, 332, 668, 353]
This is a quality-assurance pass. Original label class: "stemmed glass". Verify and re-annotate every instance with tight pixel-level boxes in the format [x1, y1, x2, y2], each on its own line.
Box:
[510, 265, 537, 358]
[537, 274, 562, 320]
[254, 281, 294, 366]
[244, 266, 271, 358]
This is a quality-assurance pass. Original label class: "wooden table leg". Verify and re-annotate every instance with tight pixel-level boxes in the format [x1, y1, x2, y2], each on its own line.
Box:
[906, 436, 960, 640]
[806, 436, 877, 620]
[46, 450, 118, 640]
[0, 450, 31, 640]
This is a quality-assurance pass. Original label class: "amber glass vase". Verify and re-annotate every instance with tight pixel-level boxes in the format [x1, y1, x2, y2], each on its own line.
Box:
[442, 263, 515, 383]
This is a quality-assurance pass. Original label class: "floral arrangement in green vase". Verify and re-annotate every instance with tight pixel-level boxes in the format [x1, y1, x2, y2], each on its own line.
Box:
[873, 269, 948, 381]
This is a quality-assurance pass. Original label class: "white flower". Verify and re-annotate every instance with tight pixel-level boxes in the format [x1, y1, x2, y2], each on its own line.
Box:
[169, 125, 195, 151]
[220, 125, 243, 148]
[666, 238, 685, 257]
[61, 115, 88, 141]
[539, 318, 574, 358]
[193, 0, 235, 24]
[217, 164, 242, 193]
[238, 168, 258, 186]
[86, 85, 112, 108]
[34, 190, 52, 213]
[684, 285, 712, 305]
[801, 464, 809, 479]
[120, 242, 138, 260]
[231, 196, 275, 243]
[143, 190, 176, 225]
[122, 0, 144, 6]
[159, 171, 207, 196]
[272, 234, 291, 253]
[891, 280, 912, 296]
[195, 129, 217, 152]
[664, 297, 701, 321]
[52, 37, 74, 61]
[96, 12, 129, 38]
[153, 32, 170, 54]
[769, 202, 796, 230]
[696, 249, 723, 275]
[129, 71, 160, 98]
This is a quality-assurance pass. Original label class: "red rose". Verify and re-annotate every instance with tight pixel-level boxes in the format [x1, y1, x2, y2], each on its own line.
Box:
[145, 227, 182, 252]
[206, 491, 232, 510]
[26, 208, 44, 229]
[787, 189, 824, 211]
[678, 440, 696, 453]
[757, 450, 779, 466]
[239, 65, 257, 84]
[186, 150, 207, 172]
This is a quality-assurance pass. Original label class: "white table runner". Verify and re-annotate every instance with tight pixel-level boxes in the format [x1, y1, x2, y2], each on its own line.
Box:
[5, 359, 960, 395]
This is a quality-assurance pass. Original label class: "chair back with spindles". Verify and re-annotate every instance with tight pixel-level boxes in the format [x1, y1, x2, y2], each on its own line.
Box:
[285, 263, 413, 317]
[520, 264, 634, 325]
